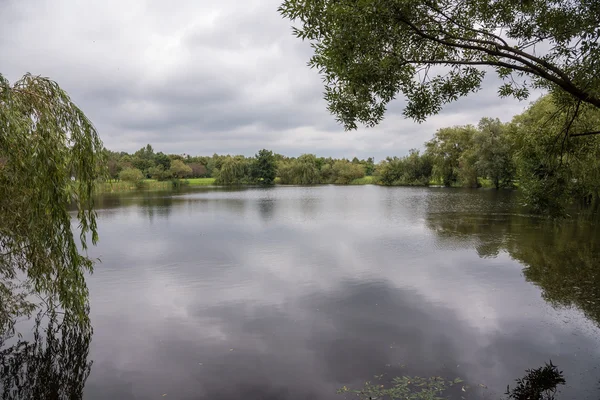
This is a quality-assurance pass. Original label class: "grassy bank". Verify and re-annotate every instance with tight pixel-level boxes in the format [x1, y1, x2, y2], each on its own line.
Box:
[187, 178, 216, 186]
[350, 176, 379, 185]
[98, 176, 510, 193]
[97, 178, 216, 193]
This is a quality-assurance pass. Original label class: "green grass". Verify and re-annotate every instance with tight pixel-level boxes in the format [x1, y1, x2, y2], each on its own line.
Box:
[97, 178, 216, 193]
[350, 176, 379, 185]
[186, 178, 216, 186]
[478, 177, 495, 188]
[98, 180, 172, 192]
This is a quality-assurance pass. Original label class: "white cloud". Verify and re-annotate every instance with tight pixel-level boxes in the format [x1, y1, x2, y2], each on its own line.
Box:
[1, 0, 540, 159]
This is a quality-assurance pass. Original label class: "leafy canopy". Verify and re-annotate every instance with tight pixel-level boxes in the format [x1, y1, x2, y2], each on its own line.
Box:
[0, 73, 104, 332]
[279, 0, 600, 132]
[252, 149, 277, 185]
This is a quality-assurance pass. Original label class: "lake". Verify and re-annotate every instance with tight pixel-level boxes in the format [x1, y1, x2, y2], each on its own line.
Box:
[15, 186, 600, 399]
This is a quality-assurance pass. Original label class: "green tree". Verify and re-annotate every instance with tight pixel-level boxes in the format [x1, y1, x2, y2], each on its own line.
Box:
[148, 164, 172, 181]
[364, 157, 376, 176]
[119, 167, 144, 183]
[215, 157, 251, 185]
[188, 162, 208, 178]
[0, 73, 104, 333]
[377, 150, 432, 186]
[511, 96, 600, 215]
[331, 160, 365, 184]
[426, 126, 476, 186]
[319, 162, 335, 183]
[106, 156, 122, 180]
[252, 149, 277, 185]
[169, 159, 192, 179]
[474, 118, 515, 189]
[279, 0, 600, 135]
[277, 154, 322, 185]
[154, 151, 171, 171]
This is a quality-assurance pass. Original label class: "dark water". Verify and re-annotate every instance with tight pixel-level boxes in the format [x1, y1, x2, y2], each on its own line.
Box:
[6, 186, 600, 399]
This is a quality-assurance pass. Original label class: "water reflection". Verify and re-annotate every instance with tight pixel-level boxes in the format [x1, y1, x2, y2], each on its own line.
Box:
[425, 208, 600, 328]
[0, 310, 92, 399]
[71, 187, 600, 399]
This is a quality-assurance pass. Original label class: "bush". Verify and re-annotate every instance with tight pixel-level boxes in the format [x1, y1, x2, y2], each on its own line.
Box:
[214, 157, 252, 185]
[118, 168, 144, 183]
[331, 160, 365, 184]
[169, 160, 192, 179]
[277, 154, 321, 185]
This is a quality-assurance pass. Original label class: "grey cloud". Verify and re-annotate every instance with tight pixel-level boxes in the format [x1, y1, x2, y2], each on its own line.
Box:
[0, 0, 538, 157]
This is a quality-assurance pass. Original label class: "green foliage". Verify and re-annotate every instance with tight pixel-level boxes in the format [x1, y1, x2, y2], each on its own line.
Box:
[505, 362, 565, 400]
[279, 0, 600, 130]
[148, 164, 172, 181]
[252, 149, 277, 185]
[378, 150, 433, 186]
[169, 159, 192, 179]
[154, 151, 171, 171]
[0, 73, 104, 330]
[277, 154, 322, 185]
[510, 96, 600, 215]
[188, 162, 208, 178]
[186, 178, 216, 186]
[119, 167, 144, 183]
[364, 157, 376, 176]
[474, 118, 515, 189]
[331, 160, 365, 184]
[215, 157, 253, 185]
[350, 176, 378, 185]
[426, 126, 478, 187]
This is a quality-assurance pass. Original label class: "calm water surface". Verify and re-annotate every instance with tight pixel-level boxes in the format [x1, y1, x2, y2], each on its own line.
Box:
[32, 186, 600, 398]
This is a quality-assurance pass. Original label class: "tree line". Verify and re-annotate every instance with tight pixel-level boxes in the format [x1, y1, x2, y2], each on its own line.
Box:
[105, 94, 600, 215]
[105, 145, 376, 185]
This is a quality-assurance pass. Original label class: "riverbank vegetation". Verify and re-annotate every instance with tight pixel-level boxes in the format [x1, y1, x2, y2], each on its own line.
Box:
[102, 94, 600, 215]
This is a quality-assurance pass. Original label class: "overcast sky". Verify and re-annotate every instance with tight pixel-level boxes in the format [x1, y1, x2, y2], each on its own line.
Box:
[1, 0, 543, 159]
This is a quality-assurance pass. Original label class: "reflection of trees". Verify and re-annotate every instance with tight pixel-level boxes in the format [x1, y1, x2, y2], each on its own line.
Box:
[510, 219, 600, 326]
[257, 199, 276, 222]
[0, 310, 92, 400]
[426, 210, 600, 326]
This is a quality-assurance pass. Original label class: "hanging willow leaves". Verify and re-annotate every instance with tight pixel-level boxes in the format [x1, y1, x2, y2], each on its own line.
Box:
[0, 73, 105, 333]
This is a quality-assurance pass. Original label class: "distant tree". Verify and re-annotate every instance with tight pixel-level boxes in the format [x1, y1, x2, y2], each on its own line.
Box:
[148, 165, 172, 181]
[332, 160, 365, 184]
[277, 154, 322, 185]
[320, 162, 335, 183]
[107, 158, 121, 180]
[119, 168, 144, 183]
[426, 126, 476, 186]
[132, 144, 156, 176]
[378, 150, 432, 186]
[154, 152, 171, 170]
[131, 157, 154, 176]
[169, 160, 192, 179]
[252, 149, 277, 185]
[188, 162, 208, 178]
[364, 157, 376, 176]
[215, 157, 251, 185]
[474, 118, 515, 189]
